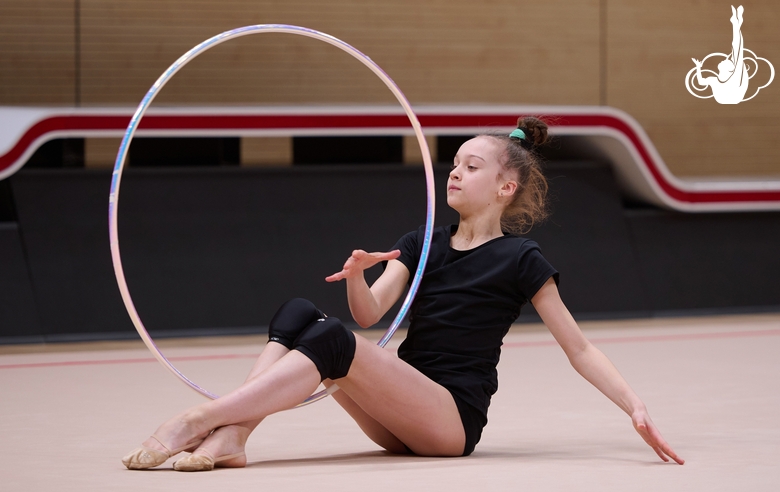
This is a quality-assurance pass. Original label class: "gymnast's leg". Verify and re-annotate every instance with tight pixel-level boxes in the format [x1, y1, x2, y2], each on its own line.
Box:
[204, 321, 465, 457]
[123, 324, 464, 469]
[123, 298, 325, 469]
[323, 379, 410, 454]
[327, 334, 465, 456]
[729, 5, 744, 66]
[173, 342, 288, 469]
[179, 298, 329, 467]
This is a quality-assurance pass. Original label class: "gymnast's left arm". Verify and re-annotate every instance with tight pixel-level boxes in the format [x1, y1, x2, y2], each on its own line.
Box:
[530, 277, 685, 465]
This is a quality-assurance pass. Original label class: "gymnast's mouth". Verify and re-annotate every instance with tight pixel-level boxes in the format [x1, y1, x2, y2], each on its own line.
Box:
[448, 185, 461, 191]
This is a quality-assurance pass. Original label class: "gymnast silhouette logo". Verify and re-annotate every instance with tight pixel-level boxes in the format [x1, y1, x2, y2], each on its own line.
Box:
[685, 5, 774, 104]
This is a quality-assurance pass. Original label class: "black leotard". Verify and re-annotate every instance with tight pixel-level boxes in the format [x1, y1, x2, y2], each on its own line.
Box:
[391, 224, 559, 455]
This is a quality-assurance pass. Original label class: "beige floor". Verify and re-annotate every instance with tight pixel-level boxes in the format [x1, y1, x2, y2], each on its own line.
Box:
[1, 314, 778, 492]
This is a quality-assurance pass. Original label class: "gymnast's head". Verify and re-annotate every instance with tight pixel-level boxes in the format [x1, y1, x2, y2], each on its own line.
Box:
[448, 116, 550, 235]
[717, 58, 736, 81]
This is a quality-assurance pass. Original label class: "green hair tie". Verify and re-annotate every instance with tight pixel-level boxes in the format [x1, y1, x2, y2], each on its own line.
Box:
[509, 129, 526, 140]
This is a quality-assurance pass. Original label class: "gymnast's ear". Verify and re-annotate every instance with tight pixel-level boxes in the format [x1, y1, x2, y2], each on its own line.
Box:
[499, 179, 518, 198]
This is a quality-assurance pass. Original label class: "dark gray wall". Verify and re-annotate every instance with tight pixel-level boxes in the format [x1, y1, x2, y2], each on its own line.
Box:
[2, 163, 779, 343]
[0, 223, 41, 337]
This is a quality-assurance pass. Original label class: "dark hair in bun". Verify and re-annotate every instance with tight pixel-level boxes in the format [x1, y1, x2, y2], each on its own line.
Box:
[479, 116, 550, 235]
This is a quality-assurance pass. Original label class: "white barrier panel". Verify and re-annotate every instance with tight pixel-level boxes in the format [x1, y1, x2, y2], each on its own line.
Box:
[1, 104, 779, 212]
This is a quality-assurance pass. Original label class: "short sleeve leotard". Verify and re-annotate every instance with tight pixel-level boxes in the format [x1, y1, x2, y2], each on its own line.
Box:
[391, 224, 559, 455]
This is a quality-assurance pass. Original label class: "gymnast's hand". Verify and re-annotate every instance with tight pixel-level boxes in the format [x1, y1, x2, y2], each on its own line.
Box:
[631, 407, 685, 465]
[325, 249, 401, 282]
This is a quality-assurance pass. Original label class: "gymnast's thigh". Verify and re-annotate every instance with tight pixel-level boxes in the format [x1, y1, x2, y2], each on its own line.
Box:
[324, 380, 409, 454]
[332, 334, 466, 457]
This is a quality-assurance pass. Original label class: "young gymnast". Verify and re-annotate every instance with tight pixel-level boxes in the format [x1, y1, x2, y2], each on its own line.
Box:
[122, 116, 684, 471]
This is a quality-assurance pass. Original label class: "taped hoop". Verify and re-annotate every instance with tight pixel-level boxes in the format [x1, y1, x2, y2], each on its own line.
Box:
[109, 25, 436, 406]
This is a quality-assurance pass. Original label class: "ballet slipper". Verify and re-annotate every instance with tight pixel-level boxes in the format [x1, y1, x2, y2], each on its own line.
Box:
[121, 434, 205, 470]
[173, 449, 247, 472]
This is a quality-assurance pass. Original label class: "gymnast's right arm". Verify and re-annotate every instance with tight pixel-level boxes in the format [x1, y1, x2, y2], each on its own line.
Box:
[325, 250, 410, 328]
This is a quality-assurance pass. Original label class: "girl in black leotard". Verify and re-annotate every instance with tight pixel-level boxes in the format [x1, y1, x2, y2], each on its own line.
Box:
[122, 116, 684, 471]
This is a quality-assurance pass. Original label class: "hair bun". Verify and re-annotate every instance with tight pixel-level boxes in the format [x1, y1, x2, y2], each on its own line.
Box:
[516, 116, 549, 148]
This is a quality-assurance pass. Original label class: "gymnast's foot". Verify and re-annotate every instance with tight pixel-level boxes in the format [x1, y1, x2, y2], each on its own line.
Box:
[122, 410, 212, 470]
[730, 5, 743, 26]
[173, 425, 248, 472]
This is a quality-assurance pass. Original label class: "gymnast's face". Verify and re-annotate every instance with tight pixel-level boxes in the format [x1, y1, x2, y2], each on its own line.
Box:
[717, 59, 735, 81]
[447, 136, 515, 216]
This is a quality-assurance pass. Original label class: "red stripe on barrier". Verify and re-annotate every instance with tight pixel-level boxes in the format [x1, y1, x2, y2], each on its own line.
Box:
[2, 112, 780, 205]
[0, 115, 129, 172]
[557, 115, 780, 204]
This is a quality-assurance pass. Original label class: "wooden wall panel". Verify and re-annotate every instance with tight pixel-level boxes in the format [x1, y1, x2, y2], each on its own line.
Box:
[607, 1, 780, 176]
[84, 137, 120, 168]
[3, 1, 778, 177]
[79, 0, 600, 105]
[241, 137, 291, 166]
[403, 135, 437, 165]
[0, 1, 75, 104]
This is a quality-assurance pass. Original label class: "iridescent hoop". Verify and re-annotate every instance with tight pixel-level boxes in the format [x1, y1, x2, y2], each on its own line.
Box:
[109, 25, 435, 406]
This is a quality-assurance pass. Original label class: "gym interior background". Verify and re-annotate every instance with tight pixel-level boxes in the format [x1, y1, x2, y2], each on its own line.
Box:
[1, 0, 778, 342]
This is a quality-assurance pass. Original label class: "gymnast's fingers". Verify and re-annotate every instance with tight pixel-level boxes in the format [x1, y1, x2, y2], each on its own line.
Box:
[654, 435, 684, 465]
[325, 250, 375, 281]
[368, 250, 401, 261]
[643, 419, 685, 464]
[352, 249, 400, 268]
[325, 255, 357, 282]
[326, 250, 400, 282]
[634, 418, 684, 465]
[325, 270, 346, 282]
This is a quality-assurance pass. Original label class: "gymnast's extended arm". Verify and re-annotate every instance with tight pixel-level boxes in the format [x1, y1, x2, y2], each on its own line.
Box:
[531, 277, 685, 464]
[325, 250, 410, 328]
[692, 58, 710, 87]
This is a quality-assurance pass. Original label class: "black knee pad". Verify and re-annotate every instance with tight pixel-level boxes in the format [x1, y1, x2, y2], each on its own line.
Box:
[293, 317, 356, 381]
[268, 298, 326, 349]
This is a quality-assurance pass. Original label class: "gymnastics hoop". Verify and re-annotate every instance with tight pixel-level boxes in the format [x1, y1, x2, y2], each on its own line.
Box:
[108, 25, 436, 406]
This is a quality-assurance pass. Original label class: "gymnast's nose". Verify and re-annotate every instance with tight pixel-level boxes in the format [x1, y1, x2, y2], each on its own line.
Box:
[449, 165, 461, 181]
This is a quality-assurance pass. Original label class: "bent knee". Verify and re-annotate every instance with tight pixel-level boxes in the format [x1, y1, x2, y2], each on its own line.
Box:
[268, 298, 326, 349]
[293, 318, 355, 381]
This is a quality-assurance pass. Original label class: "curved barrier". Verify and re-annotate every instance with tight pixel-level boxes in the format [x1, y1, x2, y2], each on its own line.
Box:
[1, 105, 779, 212]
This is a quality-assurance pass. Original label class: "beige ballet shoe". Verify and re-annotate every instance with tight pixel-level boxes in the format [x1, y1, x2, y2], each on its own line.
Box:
[173, 449, 246, 472]
[121, 434, 205, 470]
